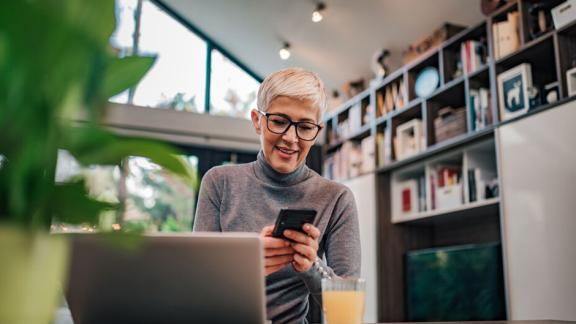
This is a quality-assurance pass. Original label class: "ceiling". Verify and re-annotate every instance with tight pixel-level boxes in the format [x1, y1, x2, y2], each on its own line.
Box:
[163, 0, 485, 93]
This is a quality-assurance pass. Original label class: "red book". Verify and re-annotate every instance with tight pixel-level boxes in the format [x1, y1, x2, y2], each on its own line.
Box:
[402, 188, 412, 212]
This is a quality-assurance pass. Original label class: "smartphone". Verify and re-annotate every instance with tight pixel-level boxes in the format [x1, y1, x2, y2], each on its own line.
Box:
[272, 208, 317, 240]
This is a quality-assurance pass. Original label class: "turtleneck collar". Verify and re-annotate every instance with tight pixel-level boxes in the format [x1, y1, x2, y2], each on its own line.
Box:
[253, 151, 310, 186]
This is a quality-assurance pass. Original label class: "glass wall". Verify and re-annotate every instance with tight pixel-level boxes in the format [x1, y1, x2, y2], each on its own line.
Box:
[132, 1, 206, 112]
[210, 49, 259, 119]
[54, 150, 198, 233]
[110, 0, 261, 119]
[109, 0, 138, 104]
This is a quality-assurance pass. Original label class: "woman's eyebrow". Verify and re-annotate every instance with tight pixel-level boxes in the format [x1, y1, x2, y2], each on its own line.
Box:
[298, 118, 316, 123]
[272, 113, 316, 123]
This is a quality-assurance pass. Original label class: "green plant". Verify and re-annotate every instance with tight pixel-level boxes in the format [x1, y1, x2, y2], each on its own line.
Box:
[0, 0, 195, 230]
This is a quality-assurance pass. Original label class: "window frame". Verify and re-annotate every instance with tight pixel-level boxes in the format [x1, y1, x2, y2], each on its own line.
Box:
[117, 0, 262, 114]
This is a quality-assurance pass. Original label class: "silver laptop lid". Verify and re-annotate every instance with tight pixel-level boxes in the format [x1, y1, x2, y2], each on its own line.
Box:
[66, 232, 266, 324]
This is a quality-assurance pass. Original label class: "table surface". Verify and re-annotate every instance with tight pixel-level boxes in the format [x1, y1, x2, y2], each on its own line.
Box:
[364, 321, 574, 324]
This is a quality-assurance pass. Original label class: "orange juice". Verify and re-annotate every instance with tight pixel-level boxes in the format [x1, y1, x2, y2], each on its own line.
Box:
[322, 290, 365, 324]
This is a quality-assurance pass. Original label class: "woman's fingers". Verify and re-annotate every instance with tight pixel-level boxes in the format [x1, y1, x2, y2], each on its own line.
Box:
[283, 230, 318, 250]
[260, 225, 275, 237]
[291, 242, 316, 261]
[265, 254, 293, 267]
[302, 223, 320, 240]
[265, 246, 294, 257]
[292, 252, 313, 272]
[262, 236, 290, 249]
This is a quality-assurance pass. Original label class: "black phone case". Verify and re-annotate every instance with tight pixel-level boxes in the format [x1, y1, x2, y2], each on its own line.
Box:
[272, 209, 317, 238]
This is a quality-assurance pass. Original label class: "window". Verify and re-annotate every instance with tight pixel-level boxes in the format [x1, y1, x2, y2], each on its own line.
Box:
[109, 0, 261, 118]
[53, 150, 198, 233]
[210, 50, 260, 119]
[123, 156, 197, 232]
[132, 0, 207, 112]
[109, 0, 138, 104]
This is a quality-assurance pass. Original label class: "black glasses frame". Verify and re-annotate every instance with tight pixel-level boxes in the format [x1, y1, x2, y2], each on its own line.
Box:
[256, 110, 323, 141]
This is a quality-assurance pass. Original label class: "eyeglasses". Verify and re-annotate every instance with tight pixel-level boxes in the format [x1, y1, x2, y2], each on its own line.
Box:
[256, 110, 322, 141]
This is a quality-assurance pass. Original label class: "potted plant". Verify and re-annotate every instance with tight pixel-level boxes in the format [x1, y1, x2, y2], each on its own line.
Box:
[0, 1, 195, 323]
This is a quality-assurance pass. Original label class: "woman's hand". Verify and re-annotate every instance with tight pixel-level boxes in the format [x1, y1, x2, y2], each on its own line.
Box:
[283, 223, 321, 273]
[260, 225, 294, 276]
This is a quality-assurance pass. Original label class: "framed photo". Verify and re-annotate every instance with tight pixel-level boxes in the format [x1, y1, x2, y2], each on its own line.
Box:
[497, 63, 532, 121]
[567, 67, 576, 97]
[395, 119, 423, 160]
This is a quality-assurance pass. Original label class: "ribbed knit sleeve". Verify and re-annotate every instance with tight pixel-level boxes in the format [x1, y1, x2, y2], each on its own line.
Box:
[298, 187, 361, 306]
[193, 168, 222, 232]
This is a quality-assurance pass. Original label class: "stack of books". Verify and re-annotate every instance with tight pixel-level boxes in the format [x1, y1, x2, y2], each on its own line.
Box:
[376, 132, 392, 168]
[467, 167, 498, 202]
[429, 165, 463, 210]
[396, 176, 427, 216]
[322, 136, 376, 181]
[492, 11, 521, 60]
[376, 79, 406, 118]
[469, 88, 493, 131]
[460, 40, 486, 74]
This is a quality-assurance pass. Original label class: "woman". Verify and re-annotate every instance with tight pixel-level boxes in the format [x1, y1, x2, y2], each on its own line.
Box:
[194, 68, 361, 324]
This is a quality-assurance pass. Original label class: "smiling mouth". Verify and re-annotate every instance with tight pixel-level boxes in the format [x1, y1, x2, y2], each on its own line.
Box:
[276, 146, 298, 155]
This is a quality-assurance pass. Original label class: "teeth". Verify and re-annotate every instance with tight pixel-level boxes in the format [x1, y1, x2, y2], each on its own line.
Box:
[277, 147, 296, 154]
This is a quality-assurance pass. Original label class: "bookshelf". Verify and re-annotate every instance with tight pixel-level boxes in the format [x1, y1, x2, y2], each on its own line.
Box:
[321, 0, 576, 321]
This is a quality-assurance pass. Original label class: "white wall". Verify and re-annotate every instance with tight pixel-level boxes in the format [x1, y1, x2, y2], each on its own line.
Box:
[342, 173, 378, 323]
[497, 100, 576, 321]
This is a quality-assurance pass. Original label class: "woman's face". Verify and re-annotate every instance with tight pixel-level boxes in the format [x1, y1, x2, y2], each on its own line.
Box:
[251, 96, 321, 173]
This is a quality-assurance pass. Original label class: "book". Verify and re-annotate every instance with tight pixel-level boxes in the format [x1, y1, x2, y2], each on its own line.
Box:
[398, 179, 419, 215]
[376, 132, 386, 168]
[469, 89, 479, 131]
[418, 174, 427, 212]
[493, 11, 520, 59]
[469, 87, 491, 131]
[376, 91, 385, 117]
[349, 103, 362, 133]
[460, 40, 484, 74]
[492, 22, 500, 59]
[479, 88, 490, 128]
[385, 86, 394, 114]
[430, 164, 462, 209]
[361, 136, 376, 173]
[468, 169, 477, 202]
[396, 79, 406, 110]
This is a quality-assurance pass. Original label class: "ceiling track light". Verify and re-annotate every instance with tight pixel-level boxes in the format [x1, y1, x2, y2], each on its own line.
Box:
[312, 2, 326, 23]
[279, 42, 291, 60]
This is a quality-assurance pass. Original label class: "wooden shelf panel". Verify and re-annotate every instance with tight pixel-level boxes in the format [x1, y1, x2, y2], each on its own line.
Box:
[392, 197, 500, 224]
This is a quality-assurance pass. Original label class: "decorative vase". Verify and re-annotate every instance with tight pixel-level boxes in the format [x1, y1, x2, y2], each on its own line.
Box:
[0, 225, 69, 324]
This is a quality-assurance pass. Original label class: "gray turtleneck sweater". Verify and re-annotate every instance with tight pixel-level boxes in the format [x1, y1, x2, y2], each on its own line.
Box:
[193, 152, 361, 324]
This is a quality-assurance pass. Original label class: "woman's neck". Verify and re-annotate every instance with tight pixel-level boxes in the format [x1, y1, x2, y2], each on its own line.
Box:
[254, 151, 309, 186]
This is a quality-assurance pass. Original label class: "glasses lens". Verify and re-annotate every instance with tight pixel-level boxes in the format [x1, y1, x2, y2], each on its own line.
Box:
[296, 122, 319, 141]
[267, 115, 291, 134]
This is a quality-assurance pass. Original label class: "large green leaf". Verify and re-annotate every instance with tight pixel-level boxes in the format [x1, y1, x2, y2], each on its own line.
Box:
[62, 125, 196, 186]
[103, 56, 156, 98]
[49, 179, 118, 225]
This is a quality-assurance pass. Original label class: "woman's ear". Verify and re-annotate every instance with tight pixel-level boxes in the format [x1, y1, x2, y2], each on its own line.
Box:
[250, 109, 262, 135]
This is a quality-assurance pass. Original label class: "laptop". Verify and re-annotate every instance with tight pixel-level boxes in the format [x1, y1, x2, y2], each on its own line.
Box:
[65, 232, 267, 324]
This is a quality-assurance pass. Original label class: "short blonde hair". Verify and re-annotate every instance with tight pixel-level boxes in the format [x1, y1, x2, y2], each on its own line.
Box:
[257, 68, 327, 119]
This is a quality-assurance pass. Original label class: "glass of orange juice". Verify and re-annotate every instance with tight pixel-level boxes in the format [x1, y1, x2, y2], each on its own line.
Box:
[321, 277, 365, 324]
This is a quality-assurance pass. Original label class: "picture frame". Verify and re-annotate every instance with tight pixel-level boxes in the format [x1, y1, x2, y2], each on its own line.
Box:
[497, 63, 532, 121]
[395, 119, 423, 160]
[566, 66, 576, 97]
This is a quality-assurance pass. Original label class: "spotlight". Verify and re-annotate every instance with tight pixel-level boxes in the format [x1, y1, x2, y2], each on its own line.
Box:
[279, 42, 291, 60]
[312, 2, 326, 23]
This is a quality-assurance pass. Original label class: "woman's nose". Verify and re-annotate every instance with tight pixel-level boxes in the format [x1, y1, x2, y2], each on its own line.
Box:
[282, 124, 299, 143]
